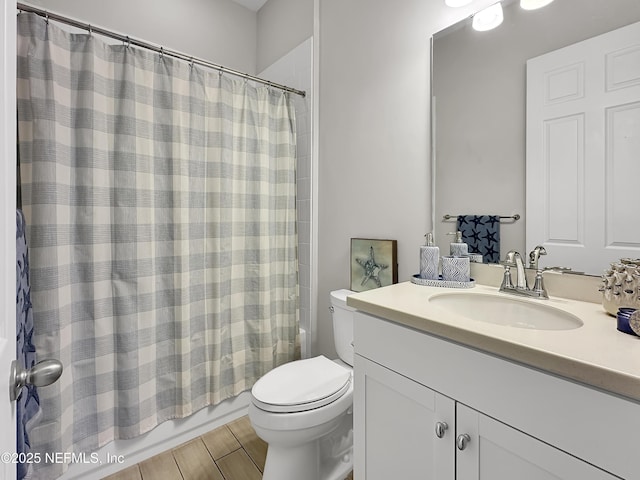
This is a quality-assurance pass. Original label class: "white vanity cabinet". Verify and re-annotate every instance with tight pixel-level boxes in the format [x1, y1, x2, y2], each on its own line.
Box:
[353, 311, 629, 479]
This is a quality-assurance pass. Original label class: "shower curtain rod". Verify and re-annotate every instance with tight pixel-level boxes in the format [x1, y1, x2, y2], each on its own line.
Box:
[16, 2, 306, 98]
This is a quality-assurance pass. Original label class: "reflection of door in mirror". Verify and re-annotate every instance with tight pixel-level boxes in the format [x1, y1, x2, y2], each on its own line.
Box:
[432, 0, 640, 275]
[526, 21, 640, 275]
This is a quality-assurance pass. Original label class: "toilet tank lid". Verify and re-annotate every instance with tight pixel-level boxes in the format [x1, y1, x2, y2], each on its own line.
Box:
[330, 289, 355, 309]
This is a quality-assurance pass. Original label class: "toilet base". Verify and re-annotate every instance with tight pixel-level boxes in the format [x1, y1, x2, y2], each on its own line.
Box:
[259, 408, 353, 480]
[262, 441, 320, 480]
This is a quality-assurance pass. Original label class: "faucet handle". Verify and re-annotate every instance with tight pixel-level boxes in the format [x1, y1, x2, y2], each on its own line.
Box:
[530, 245, 547, 256]
[528, 245, 547, 269]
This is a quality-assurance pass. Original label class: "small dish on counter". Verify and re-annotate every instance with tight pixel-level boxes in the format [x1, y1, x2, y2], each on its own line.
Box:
[616, 307, 638, 336]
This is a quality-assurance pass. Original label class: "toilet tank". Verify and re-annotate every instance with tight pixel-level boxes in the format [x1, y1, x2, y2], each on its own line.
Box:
[330, 289, 355, 366]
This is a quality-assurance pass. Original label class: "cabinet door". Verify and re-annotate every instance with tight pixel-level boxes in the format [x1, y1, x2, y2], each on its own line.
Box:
[354, 354, 455, 480]
[456, 404, 618, 480]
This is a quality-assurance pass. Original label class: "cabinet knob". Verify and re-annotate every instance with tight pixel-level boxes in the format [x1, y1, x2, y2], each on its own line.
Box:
[456, 433, 471, 451]
[435, 421, 448, 439]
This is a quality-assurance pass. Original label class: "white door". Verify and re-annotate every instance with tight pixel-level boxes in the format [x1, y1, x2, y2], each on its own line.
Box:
[456, 404, 617, 480]
[1, 0, 17, 478]
[526, 21, 640, 274]
[353, 354, 455, 480]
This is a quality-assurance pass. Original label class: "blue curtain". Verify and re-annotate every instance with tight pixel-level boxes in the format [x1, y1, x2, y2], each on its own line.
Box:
[16, 209, 42, 480]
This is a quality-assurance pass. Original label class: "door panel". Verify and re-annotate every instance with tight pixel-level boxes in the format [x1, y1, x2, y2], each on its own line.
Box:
[526, 21, 640, 273]
[606, 102, 640, 247]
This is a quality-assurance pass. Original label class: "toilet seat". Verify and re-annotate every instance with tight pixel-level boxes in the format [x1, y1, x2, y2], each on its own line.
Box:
[251, 356, 352, 413]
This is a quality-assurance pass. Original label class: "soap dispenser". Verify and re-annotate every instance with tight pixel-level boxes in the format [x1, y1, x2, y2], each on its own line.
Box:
[448, 231, 468, 257]
[420, 233, 440, 280]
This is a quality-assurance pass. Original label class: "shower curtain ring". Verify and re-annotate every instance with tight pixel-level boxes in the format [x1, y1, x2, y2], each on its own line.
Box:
[45, 12, 49, 24]
[189, 57, 194, 68]
[160, 47, 164, 58]
[126, 36, 130, 49]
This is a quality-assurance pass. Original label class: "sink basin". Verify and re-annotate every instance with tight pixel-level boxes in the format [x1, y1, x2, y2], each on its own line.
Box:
[428, 293, 583, 330]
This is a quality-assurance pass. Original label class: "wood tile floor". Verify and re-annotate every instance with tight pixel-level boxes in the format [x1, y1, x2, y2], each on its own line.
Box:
[103, 415, 354, 480]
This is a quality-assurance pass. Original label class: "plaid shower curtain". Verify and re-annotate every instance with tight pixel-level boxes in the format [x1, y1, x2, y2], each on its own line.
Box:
[17, 12, 298, 479]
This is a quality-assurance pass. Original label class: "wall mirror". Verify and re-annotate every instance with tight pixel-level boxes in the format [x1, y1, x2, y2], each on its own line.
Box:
[432, 0, 640, 276]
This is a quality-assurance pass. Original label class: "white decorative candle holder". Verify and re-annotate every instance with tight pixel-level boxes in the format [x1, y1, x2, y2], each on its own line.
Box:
[441, 255, 470, 282]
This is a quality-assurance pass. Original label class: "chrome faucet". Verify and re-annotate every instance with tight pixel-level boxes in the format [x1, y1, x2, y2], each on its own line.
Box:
[500, 250, 549, 299]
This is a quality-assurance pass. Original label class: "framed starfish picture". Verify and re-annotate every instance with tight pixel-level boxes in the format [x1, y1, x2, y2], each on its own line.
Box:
[350, 238, 398, 292]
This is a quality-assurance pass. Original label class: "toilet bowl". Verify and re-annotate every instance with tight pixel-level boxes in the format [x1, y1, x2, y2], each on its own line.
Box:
[248, 289, 355, 480]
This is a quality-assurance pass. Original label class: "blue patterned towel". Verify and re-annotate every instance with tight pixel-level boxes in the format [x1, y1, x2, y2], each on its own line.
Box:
[457, 215, 500, 264]
[16, 210, 41, 480]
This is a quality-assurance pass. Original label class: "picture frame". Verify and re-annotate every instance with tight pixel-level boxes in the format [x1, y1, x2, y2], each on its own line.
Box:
[350, 238, 398, 292]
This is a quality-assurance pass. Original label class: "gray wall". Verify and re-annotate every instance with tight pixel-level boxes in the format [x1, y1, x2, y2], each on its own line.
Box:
[29, 0, 257, 73]
[433, 0, 640, 257]
[315, 0, 492, 358]
[256, 0, 313, 73]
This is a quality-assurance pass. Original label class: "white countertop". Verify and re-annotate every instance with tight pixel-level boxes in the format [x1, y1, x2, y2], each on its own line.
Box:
[347, 281, 640, 402]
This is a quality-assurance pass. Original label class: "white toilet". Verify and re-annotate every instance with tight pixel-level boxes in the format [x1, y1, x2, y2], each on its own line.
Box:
[248, 289, 355, 480]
